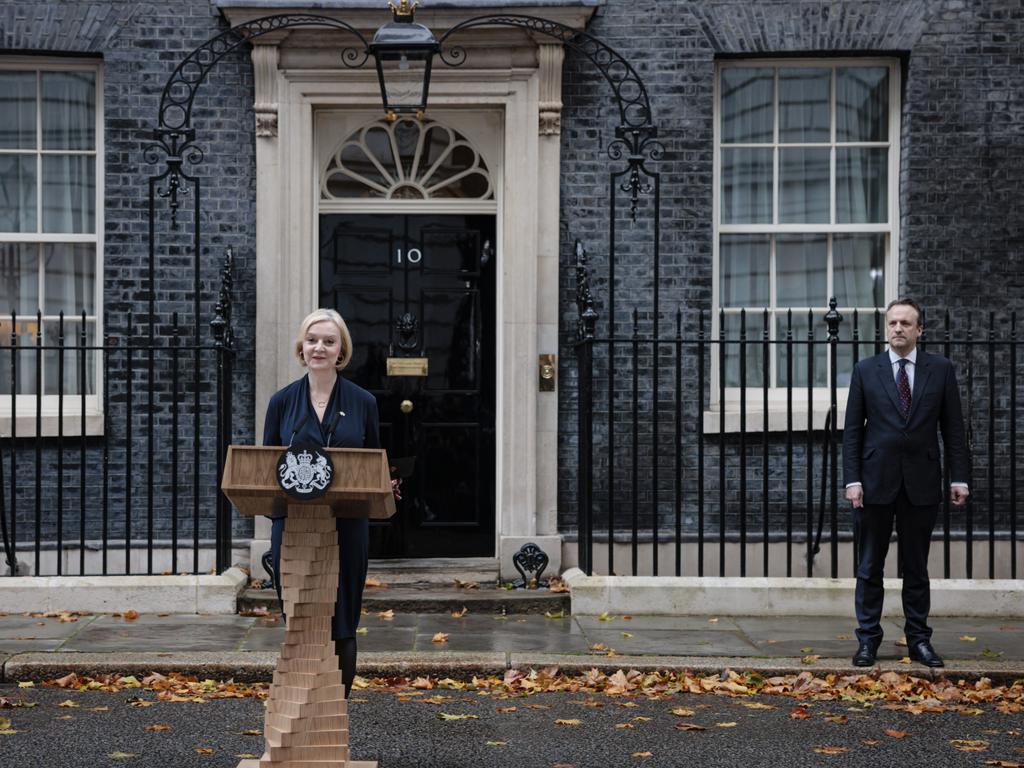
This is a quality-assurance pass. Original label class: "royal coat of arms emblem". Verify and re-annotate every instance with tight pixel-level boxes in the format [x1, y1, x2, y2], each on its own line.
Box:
[276, 445, 334, 500]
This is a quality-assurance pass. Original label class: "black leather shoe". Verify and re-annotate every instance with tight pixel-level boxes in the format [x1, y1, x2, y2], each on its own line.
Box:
[852, 643, 877, 667]
[909, 641, 944, 668]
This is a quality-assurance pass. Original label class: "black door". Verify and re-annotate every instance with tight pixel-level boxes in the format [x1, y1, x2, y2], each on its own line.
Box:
[318, 214, 496, 558]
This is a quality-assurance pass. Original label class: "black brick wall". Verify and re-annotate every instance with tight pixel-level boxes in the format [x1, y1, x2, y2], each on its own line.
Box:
[1, 0, 256, 562]
[557, 0, 1024, 547]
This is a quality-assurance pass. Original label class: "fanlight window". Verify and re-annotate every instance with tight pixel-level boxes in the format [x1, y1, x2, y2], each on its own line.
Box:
[322, 118, 493, 200]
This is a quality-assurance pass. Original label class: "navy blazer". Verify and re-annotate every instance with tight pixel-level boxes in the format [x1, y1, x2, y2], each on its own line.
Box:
[842, 350, 969, 506]
[263, 374, 381, 517]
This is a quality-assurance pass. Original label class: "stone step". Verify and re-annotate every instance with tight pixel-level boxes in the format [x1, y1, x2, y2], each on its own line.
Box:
[239, 582, 570, 616]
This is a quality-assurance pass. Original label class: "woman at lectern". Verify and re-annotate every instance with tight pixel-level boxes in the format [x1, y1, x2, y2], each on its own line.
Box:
[262, 307, 378, 698]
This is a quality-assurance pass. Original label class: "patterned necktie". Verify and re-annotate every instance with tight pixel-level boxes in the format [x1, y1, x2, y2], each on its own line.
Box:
[897, 358, 912, 417]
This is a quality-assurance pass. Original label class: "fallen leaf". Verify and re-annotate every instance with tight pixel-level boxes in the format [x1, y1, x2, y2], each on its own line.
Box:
[555, 719, 582, 726]
[496, 707, 517, 713]
[863, 740, 880, 745]
[615, 723, 635, 729]
[17, 682, 33, 689]
[622, 632, 634, 638]
[632, 752, 653, 758]
[708, 617, 719, 623]
[451, 607, 468, 618]
[241, 729, 261, 735]
[961, 708, 985, 716]
[801, 655, 821, 664]
[438, 713, 478, 721]
[960, 635, 977, 642]
[884, 729, 909, 738]
[195, 747, 214, 754]
[950, 739, 990, 752]
[545, 609, 565, 619]
[675, 723, 706, 731]
[364, 577, 386, 588]
[454, 579, 479, 589]
[145, 724, 171, 732]
[123, 610, 139, 621]
[598, 612, 615, 621]
[55, 714, 74, 720]
[716, 722, 738, 728]
[57, 700, 79, 708]
[376, 609, 395, 620]
[899, 656, 912, 664]
[814, 746, 850, 755]
[984, 762, 1024, 768]
[356, 627, 369, 635]
[107, 752, 138, 760]
[800, 647, 814, 653]
[235, 755, 259, 760]
[741, 702, 774, 710]
[982, 649, 1005, 659]
[825, 715, 849, 724]
[127, 698, 155, 708]
[485, 740, 508, 746]
[432, 632, 449, 644]
[671, 707, 696, 717]
[790, 707, 812, 720]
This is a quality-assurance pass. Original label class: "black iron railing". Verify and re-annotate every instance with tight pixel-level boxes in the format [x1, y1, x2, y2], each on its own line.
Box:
[573, 244, 1020, 580]
[0, 250, 236, 577]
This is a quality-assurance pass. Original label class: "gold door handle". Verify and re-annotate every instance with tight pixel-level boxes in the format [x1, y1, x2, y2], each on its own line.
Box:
[400, 399, 414, 414]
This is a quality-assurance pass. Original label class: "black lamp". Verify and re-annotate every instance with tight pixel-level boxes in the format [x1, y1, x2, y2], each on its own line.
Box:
[368, 1, 440, 120]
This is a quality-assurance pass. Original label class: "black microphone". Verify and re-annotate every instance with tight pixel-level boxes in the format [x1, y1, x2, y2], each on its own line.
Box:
[324, 410, 344, 447]
[288, 414, 310, 447]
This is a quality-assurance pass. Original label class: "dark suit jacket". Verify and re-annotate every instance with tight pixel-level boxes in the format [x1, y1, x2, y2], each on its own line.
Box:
[842, 350, 969, 506]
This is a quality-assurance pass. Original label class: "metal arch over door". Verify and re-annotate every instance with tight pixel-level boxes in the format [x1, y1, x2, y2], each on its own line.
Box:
[319, 213, 496, 558]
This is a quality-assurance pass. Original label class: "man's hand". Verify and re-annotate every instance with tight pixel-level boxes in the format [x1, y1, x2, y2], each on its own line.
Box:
[846, 484, 864, 509]
[950, 486, 969, 506]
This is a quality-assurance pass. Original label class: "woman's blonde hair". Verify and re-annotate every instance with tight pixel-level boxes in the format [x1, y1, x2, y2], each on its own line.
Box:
[294, 308, 353, 371]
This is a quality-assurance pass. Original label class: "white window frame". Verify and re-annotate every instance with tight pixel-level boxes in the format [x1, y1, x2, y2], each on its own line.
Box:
[0, 56, 104, 436]
[710, 57, 900, 431]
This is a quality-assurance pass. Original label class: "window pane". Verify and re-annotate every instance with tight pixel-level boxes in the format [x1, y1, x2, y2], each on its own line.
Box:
[721, 148, 772, 224]
[777, 311, 827, 388]
[42, 319, 96, 396]
[779, 68, 830, 143]
[720, 68, 773, 143]
[834, 234, 885, 308]
[0, 242, 39, 313]
[779, 147, 830, 223]
[837, 67, 889, 142]
[42, 154, 94, 233]
[720, 234, 769, 307]
[721, 312, 766, 388]
[836, 147, 887, 223]
[41, 72, 95, 150]
[44, 243, 95, 315]
[777, 234, 827, 308]
[0, 71, 37, 150]
[0, 154, 37, 232]
[0, 317, 39, 395]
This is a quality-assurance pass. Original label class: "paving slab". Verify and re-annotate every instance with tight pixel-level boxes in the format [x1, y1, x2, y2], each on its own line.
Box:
[60, 614, 254, 653]
[0, 614, 98, 652]
[408, 613, 582, 635]
[580, 628, 761, 656]
[573, 615, 742, 631]
[411, 630, 591, 654]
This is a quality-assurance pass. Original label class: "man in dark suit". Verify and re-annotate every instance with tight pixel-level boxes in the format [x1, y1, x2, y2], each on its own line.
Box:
[843, 298, 969, 668]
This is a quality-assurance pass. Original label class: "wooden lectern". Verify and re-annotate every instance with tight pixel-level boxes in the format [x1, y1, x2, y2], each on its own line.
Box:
[222, 445, 396, 768]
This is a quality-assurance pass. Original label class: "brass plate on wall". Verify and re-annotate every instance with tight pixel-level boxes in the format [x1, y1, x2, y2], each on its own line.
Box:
[387, 357, 428, 377]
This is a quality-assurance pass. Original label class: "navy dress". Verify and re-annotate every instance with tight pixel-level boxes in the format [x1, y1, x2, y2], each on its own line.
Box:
[263, 373, 380, 640]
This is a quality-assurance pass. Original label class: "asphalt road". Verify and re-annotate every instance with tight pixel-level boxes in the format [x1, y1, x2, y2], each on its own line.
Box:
[1, 684, 1021, 768]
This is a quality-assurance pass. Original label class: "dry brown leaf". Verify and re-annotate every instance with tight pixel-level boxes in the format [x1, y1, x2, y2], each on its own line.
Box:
[123, 610, 139, 621]
[675, 723, 706, 731]
[671, 707, 696, 717]
[451, 607, 468, 618]
[364, 577, 386, 588]
[376, 609, 395, 620]
[632, 752, 653, 758]
[790, 706, 812, 720]
[144, 724, 171, 732]
[983, 761, 1024, 767]
[615, 722, 635, 729]
[716, 722, 738, 728]
[555, 719, 582, 726]
[813, 746, 850, 755]
[195, 747, 214, 754]
[884, 729, 909, 738]
[432, 632, 449, 644]
[862, 740, 880, 745]
[951, 739, 990, 752]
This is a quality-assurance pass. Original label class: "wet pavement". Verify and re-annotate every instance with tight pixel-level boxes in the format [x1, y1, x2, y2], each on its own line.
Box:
[1, 609, 1021, 682]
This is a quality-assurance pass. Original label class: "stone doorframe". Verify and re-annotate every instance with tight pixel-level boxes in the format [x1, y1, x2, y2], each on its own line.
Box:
[220, 4, 597, 579]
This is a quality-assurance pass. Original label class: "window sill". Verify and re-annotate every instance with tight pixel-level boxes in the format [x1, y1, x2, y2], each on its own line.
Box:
[1, 413, 105, 438]
[702, 404, 847, 434]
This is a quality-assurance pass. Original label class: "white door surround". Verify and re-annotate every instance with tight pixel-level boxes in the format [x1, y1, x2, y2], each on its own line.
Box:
[221, 5, 598, 578]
